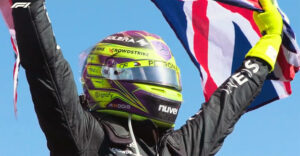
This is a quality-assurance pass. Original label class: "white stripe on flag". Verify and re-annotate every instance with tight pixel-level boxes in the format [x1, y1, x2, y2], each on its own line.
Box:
[183, 2, 195, 58]
[207, 0, 260, 86]
[207, 1, 236, 86]
[271, 80, 290, 99]
[282, 46, 300, 67]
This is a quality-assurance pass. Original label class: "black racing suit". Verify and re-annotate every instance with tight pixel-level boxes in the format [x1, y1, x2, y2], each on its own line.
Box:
[12, 0, 271, 155]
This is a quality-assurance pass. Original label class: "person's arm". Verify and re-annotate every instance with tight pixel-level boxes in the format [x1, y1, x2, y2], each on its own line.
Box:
[172, 57, 269, 156]
[12, 0, 103, 154]
[170, 0, 283, 155]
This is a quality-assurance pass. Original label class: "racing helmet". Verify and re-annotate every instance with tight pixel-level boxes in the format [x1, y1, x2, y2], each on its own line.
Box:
[81, 31, 182, 127]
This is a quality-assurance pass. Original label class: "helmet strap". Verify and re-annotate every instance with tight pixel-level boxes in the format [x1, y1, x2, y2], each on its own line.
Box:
[128, 114, 141, 156]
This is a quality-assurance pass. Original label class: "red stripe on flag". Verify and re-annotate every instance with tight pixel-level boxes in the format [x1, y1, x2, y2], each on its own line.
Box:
[217, 2, 261, 37]
[11, 36, 17, 55]
[295, 66, 300, 73]
[192, 0, 218, 101]
[246, 0, 261, 9]
[284, 81, 292, 95]
[277, 47, 296, 81]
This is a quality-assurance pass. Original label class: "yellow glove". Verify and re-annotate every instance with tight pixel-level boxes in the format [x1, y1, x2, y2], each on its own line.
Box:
[245, 0, 283, 71]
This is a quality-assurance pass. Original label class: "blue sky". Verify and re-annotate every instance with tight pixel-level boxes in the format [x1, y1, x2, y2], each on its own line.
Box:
[0, 0, 299, 155]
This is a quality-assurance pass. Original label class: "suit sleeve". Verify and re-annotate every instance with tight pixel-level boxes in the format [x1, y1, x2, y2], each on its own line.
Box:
[172, 58, 270, 156]
[12, 0, 104, 155]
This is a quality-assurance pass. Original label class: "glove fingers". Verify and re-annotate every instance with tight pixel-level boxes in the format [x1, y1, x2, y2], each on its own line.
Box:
[253, 12, 264, 29]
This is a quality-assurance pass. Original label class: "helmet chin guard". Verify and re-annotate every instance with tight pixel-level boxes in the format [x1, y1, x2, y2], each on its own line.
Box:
[81, 31, 182, 127]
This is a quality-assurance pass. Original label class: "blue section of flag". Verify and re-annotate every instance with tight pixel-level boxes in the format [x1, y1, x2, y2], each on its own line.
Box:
[231, 22, 252, 73]
[151, 0, 200, 69]
[248, 80, 279, 110]
[283, 20, 296, 38]
[282, 33, 297, 53]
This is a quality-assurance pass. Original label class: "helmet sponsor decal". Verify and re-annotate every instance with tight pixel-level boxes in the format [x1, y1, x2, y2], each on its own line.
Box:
[158, 104, 178, 115]
[134, 62, 141, 66]
[116, 60, 179, 71]
[94, 47, 105, 51]
[110, 48, 149, 57]
[108, 103, 131, 110]
[102, 35, 151, 48]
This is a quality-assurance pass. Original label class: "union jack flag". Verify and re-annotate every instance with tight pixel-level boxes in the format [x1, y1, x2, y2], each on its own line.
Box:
[151, 0, 300, 110]
[0, 0, 20, 116]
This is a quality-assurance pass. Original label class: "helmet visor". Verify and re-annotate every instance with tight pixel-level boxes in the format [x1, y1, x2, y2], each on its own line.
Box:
[87, 65, 181, 91]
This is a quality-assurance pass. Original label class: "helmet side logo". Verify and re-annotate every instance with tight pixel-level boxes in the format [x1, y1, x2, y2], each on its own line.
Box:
[152, 41, 172, 61]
